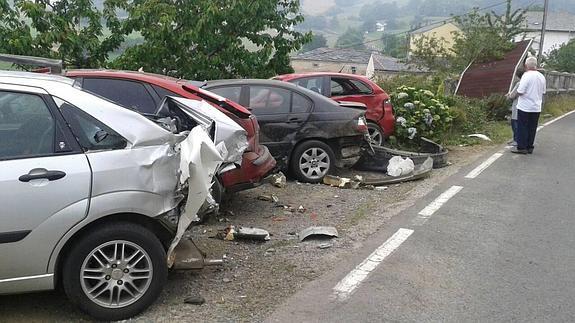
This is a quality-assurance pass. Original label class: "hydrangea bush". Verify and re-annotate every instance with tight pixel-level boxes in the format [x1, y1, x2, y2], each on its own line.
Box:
[391, 85, 454, 143]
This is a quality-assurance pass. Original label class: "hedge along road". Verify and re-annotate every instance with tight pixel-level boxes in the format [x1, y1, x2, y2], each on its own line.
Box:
[267, 110, 575, 322]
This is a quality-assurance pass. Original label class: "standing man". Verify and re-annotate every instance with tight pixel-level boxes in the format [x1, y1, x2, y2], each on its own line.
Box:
[512, 56, 546, 154]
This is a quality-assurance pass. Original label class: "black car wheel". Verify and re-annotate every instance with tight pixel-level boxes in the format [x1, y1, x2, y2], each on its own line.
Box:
[367, 122, 384, 146]
[62, 222, 168, 321]
[290, 140, 335, 183]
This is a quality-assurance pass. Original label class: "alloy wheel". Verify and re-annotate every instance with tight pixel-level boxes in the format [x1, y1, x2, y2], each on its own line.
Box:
[367, 125, 383, 146]
[80, 240, 153, 309]
[299, 147, 330, 180]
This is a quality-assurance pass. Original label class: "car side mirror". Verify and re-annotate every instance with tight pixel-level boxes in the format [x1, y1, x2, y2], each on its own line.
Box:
[94, 129, 109, 143]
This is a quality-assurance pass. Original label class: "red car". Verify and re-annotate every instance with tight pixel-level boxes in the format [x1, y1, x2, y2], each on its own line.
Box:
[273, 72, 394, 146]
[66, 70, 276, 199]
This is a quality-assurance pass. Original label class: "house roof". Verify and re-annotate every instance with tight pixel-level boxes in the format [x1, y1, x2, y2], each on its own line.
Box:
[291, 47, 372, 64]
[410, 21, 458, 34]
[456, 40, 532, 98]
[523, 11, 575, 32]
[372, 53, 427, 73]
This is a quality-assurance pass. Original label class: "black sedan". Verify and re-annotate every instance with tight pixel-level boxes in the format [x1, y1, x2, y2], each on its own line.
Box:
[203, 79, 369, 183]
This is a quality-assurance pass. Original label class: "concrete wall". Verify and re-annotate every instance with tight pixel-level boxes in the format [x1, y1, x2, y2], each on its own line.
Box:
[291, 59, 369, 76]
[545, 71, 575, 93]
[409, 22, 460, 55]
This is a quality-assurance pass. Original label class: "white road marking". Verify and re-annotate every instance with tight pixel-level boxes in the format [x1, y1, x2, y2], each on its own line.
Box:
[465, 153, 503, 179]
[333, 228, 414, 301]
[412, 185, 463, 226]
[542, 109, 575, 127]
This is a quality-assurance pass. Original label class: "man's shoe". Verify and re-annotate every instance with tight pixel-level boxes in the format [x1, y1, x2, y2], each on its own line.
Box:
[511, 148, 528, 154]
[527, 148, 534, 154]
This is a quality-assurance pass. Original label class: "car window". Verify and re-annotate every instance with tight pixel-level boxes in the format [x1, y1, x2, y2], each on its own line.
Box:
[0, 91, 55, 160]
[209, 86, 242, 103]
[349, 79, 373, 94]
[151, 84, 182, 100]
[57, 100, 127, 151]
[292, 77, 324, 94]
[82, 78, 157, 114]
[331, 77, 365, 96]
[248, 86, 291, 115]
[292, 92, 312, 113]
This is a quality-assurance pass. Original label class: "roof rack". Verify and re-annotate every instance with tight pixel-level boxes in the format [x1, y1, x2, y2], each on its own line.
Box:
[0, 54, 63, 74]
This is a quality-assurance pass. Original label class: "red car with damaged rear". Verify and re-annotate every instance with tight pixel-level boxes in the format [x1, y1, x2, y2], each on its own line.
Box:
[65, 70, 276, 199]
[273, 72, 394, 146]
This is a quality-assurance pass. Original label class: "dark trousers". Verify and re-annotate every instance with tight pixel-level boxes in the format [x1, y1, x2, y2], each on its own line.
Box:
[517, 110, 540, 150]
[511, 119, 518, 143]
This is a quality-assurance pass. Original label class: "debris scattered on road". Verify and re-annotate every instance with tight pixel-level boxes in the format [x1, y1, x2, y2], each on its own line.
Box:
[375, 186, 388, 191]
[323, 175, 360, 189]
[467, 133, 492, 141]
[223, 278, 232, 283]
[297, 205, 306, 213]
[266, 172, 287, 188]
[235, 227, 271, 241]
[257, 194, 279, 202]
[387, 156, 415, 177]
[299, 226, 339, 242]
[265, 248, 276, 253]
[184, 295, 206, 305]
[318, 243, 333, 249]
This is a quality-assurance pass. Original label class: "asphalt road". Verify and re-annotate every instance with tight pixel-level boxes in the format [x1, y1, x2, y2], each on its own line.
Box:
[267, 111, 575, 322]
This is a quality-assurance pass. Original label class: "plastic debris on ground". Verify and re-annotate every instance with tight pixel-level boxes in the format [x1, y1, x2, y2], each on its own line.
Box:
[298, 226, 339, 242]
[322, 175, 361, 189]
[387, 156, 415, 177]
[266, 171, 287, 188]
[216, 225, 270, 241]
[467, 133, 492, 141]
[184, 295, 206, 305]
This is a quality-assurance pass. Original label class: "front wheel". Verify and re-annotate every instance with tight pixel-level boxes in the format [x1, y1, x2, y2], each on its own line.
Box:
[367, 122, 384, 146]
[290, 140, 335, 183]
[62, 222, 168, 321]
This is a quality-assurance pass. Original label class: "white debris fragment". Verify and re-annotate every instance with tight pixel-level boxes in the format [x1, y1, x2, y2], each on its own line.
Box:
[467, 133, 492, 141]
[387, 156, 415, 177]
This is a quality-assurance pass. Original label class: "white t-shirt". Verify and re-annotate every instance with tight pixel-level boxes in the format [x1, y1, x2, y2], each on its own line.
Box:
[517, 70, 546, 113]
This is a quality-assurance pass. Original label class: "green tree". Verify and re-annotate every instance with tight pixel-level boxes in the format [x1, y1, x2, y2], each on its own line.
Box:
[382, 33, 407, 58]
[114, 0, 310, 80]
[1, 0, 125, 68]
[301, 33, 327, 52]
[546, 39, 575, 73]
[410, 34, 453, 73]
[335, 27, 366, 50]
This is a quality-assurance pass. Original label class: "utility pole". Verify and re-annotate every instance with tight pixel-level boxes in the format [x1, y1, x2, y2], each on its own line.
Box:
[538, 0, 549, 63]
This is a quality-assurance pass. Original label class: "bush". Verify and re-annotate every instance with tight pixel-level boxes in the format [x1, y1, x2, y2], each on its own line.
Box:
[483, 94, 511, 121]
[443, 95, 488, 134]
[391, 85, 454, 143]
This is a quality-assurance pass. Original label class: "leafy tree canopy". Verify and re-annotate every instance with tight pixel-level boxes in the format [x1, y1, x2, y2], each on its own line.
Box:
[113, 0, 310, 80]
[335, 27, 366, 50]
[545, 39, 575, 73]
[0, 0, 125, 68]
[301, 33, 327, 52]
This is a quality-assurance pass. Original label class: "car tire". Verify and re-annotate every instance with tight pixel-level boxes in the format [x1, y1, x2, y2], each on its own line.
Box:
[290, 140, 335, 183]
[62, 222, 168, 321]
[367, 122, 384, 146]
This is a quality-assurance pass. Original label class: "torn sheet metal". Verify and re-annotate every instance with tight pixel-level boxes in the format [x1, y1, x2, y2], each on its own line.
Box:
[169, 97, 249, 165]
[167, 125, 223, 268]
[299, 226, 339, 242]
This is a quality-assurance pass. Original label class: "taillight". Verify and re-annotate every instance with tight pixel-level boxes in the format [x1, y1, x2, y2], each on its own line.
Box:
[384, 99, 393, 115]
[357, 116, 368, 133]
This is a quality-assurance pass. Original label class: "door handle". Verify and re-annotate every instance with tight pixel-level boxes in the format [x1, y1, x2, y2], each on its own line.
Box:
[287, 117, 303, 123]
[19, 170, 66, 182]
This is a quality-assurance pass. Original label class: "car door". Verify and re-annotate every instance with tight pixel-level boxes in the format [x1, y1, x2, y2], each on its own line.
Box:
[329, 76, 381, 121]
[0, 87, 91, 285]
[79, 77, 159, 114]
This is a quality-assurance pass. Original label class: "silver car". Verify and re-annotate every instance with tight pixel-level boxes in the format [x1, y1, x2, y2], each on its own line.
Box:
[0, 72, 238, 320]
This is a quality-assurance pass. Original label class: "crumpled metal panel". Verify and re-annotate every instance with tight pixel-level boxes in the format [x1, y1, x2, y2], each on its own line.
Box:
[167, 125, 223, 267]
[169, 97, 249, 165]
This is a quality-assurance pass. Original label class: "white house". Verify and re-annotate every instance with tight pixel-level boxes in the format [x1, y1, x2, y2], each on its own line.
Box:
[517, 11, 575, 56]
